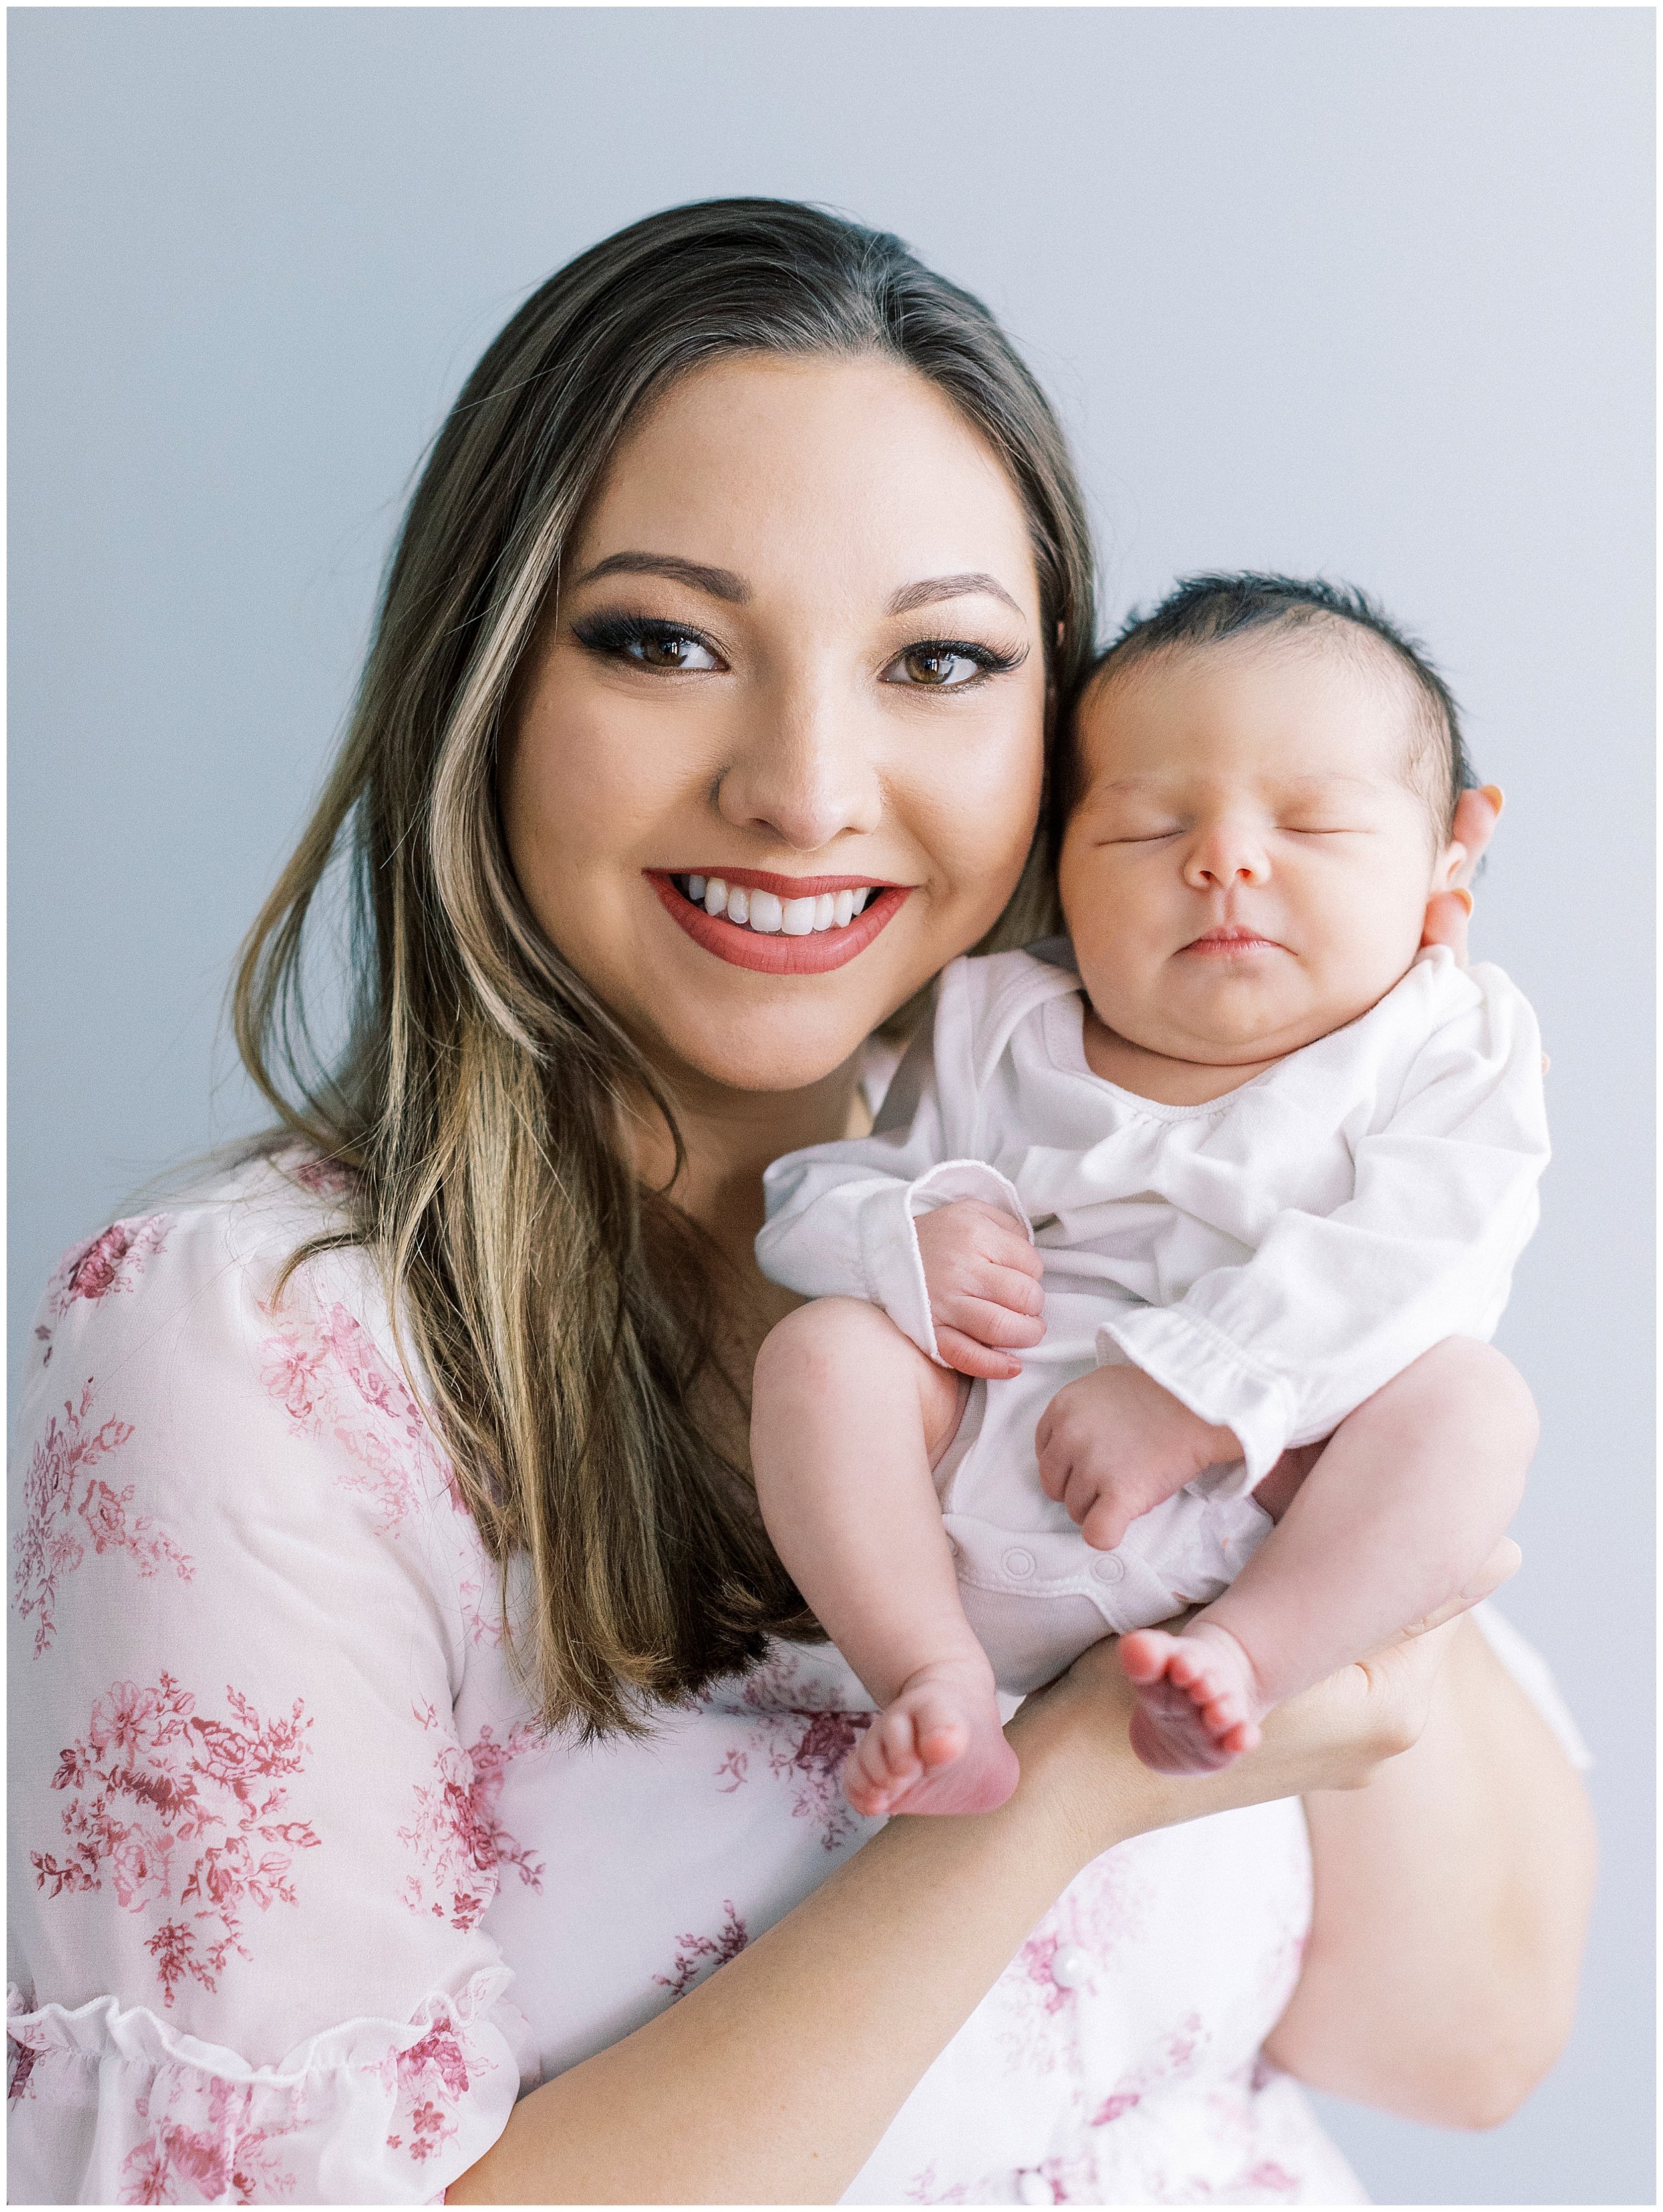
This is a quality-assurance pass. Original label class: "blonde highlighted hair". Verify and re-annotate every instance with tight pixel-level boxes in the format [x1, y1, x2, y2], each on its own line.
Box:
[235, 198, 1096, 1737]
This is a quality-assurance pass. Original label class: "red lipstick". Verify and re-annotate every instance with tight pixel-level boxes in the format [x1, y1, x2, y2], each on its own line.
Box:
[645, 870, 910, 976]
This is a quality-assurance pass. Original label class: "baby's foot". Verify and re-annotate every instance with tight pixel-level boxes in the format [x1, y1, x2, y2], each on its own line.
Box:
[844, 1660, 1019, 1818]
[1120, 1621, 1267, 1776]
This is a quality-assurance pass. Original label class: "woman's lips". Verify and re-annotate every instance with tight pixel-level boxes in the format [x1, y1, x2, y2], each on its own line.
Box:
[645, 869, 909, 975]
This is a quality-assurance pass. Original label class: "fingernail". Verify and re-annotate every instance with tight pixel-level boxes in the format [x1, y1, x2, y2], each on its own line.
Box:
[1451, 888, 1474, 916]
[1481, 783, 1505, 815]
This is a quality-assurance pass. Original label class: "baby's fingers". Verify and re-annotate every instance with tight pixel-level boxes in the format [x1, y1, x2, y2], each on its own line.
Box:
[935, 1294, 1044, 1351]
[975, 1260, 1045, 1319]
[935, 1327, 1022, 1382]
[984, 1227, 1044, 1282]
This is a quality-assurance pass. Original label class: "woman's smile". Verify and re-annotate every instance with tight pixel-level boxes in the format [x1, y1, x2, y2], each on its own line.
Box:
[646, 866, 907, 973]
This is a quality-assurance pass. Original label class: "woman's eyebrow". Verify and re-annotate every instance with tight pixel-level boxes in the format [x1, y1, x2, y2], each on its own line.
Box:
[888, 573, 1023, 618]
[572, 551, 751, 603]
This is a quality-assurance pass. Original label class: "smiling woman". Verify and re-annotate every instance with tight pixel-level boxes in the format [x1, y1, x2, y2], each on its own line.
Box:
[502, 351, 1048, 1057]
[9, 199, 1592, 2209]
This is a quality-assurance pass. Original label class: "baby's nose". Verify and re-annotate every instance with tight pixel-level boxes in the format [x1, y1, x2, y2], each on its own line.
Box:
[1183, 831, 1271, 889]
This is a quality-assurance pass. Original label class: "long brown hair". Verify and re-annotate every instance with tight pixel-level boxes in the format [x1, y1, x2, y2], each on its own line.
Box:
[235, 199, 1096, 1737]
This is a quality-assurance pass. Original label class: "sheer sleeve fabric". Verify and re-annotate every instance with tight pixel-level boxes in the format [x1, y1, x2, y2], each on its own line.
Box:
[8, 1177, 535, 2203]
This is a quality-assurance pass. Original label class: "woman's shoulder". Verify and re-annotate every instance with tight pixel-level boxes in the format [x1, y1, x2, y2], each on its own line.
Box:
[25, 1143, 365, 1381]
[15, 1146, 469, 1613]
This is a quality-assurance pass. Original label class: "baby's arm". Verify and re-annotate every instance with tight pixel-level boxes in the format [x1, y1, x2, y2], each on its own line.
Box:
[758, 961, 1044, 1369]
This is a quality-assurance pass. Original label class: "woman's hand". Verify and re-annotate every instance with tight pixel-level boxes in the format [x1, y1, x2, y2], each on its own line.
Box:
[1012, 1537, 1521, 1865]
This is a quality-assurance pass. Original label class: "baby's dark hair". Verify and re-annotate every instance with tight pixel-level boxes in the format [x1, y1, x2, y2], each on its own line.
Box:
[1065, 573, 1475, 837]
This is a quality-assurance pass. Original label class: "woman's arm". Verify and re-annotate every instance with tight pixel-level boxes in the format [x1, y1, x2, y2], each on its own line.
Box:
[1266, 1613, 1596, 2128]
[450, 1627, 1452, 2207]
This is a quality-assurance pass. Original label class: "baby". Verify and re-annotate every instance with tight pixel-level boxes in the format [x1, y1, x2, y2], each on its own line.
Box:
[751, 573, 1548, 1817]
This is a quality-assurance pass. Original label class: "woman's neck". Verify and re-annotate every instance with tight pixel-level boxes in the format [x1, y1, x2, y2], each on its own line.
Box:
[630, 1053, 868, 1280]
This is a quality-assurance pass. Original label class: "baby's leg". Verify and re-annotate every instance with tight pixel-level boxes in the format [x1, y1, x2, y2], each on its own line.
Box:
[1122, 1339, 1537, 1775]
[751, 1298, 1018, 1817]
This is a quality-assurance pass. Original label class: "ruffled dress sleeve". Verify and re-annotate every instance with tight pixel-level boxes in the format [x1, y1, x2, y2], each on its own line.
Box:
[7, 1173, 537, 2205]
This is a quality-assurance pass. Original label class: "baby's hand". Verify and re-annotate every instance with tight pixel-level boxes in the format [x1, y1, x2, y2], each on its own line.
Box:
[914, 1200, 1045, 1381]
[1034, 1364, 1242, 1550]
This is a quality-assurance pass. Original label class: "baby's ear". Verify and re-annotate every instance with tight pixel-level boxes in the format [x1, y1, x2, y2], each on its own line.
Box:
[1434, 839, 1469, 893]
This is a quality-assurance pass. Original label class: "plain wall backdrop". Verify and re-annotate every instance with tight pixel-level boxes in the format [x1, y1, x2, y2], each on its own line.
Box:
[8, 8, 1654, 2203]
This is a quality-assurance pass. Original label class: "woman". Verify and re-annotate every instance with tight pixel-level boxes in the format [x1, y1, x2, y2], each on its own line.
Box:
[9, 200, 1592, 2205]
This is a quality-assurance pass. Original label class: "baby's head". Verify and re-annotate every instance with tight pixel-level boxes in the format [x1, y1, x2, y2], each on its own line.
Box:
[1058, 574, 1475, 1069]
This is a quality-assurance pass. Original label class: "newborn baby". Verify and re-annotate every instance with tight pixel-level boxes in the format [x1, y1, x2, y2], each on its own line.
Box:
[752, 573, 1548, 1816]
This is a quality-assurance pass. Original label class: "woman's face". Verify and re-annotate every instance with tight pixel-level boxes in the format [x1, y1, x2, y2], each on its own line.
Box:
[501, 352, 1048, 1096]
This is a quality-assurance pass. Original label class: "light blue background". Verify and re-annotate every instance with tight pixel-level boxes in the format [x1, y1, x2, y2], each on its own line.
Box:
[9, 9, 1653, 2203]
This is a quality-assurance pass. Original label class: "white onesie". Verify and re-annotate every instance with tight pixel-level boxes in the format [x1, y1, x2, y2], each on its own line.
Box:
[757, 942, 1549, 1695]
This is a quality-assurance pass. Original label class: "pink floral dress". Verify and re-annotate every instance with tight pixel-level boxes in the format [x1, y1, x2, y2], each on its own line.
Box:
[7, 1153, 1572, 2206]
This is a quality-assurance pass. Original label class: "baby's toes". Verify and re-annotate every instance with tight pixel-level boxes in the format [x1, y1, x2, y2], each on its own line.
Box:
[1164, 1643, 1211, 1693]
[1197, 1685, 1245, 1736]
[872, 1707, 923, 1782]
[1118, 1630, 1177, 1687]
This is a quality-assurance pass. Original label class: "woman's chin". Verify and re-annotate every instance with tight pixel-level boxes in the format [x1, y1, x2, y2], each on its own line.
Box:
[652, 1018, 879, 1100]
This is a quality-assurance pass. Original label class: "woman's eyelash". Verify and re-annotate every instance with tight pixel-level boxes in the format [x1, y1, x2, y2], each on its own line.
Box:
[570, 611, 718, 658]
[903, 637, 1024, 672]
[889, 637, 1028, 690]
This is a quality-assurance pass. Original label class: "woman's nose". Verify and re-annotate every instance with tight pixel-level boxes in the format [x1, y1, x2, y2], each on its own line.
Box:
[714, 680, 884, 851]
[1182, 823, 1271, 891]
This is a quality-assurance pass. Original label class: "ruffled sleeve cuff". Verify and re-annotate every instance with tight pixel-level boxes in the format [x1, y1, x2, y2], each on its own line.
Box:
[1095, 1304, 1298, 1494]
[7, 1969, 534, 2206]
[858, 1160, 1032, 1365]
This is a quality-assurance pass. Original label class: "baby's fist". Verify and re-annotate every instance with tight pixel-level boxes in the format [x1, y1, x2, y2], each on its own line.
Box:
[1034, 1364, 1242, 1550]
[915, 1199, 1044, 1381]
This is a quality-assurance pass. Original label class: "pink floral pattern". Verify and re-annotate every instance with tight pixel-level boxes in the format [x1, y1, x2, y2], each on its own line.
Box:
[281, 1149, 358, 1202]
[33, 1214, 172, 1367]
[710, 1647, 875, 1852]
[379, 1990, 500, 2169]
[996, 1844, 1156, 2078]
[398, 1709, 543, 1931]
[654, 1899, 749, 1999]
[31, 1674, 318, 2007]
[1089, 2012, 1209, 2127]
[118, 2074, 299, 2204]
[12, 1380, 193, 1658]
[8, 2034, 40, 2105]
[903, 2165, 969, 2203]
[259, 1298, 460, 1529]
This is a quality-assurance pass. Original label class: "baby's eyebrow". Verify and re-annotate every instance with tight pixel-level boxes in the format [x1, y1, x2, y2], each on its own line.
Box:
[1084, 769, 1394, 803]
[1277, 771, 1389, 793]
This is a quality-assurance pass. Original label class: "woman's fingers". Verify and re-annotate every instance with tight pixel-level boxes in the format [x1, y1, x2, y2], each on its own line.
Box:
[1421, 888, 1473, 957]
[1401, 1537, 1521, 1637]
[1451, 784, 1502, 885]
[1422, 784, 1502, 954]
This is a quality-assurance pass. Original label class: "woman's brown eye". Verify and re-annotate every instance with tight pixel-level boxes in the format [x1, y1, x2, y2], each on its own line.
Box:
[640, 634, 698, 668]
[899, 646, 979, 686]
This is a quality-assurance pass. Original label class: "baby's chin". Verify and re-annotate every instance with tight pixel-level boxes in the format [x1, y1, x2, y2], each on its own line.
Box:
[1105, 990, 1376, 1068]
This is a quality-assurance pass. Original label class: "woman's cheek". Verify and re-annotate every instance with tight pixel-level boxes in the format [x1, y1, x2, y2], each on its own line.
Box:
[921, 726, 1043, 892]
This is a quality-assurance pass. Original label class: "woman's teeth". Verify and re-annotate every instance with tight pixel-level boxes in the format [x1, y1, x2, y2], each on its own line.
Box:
[679, 875, 874, 936]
